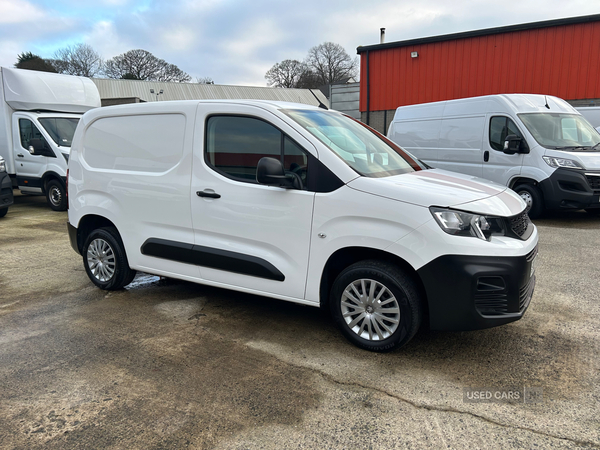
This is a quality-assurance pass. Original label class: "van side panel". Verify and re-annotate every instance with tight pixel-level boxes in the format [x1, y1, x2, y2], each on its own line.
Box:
[387, 118, 441, 165]
[74, 107, 200, 279]
[437, 115, 485, 177]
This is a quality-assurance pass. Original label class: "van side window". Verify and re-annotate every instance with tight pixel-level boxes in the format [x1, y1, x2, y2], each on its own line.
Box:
[205, 115, 308, 186]
[489, 117, 523, 151]
[19, 119, 46, 150]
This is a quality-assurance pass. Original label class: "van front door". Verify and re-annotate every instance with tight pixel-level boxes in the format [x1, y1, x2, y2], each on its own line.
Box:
[12, 117, 53, 192]
[191, 107, 316, 300]
[484, 115, 525, 185]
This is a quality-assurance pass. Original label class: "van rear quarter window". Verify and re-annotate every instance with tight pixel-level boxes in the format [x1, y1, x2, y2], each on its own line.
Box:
[82, 114, 185, 172]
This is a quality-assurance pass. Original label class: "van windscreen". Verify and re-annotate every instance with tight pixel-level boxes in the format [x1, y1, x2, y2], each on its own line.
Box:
[283, 109, 422, 177]
[519, 113, 600, 150]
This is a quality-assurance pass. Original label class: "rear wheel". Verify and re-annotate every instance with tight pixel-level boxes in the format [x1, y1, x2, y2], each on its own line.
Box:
[83, 227, 136, 290]
[0, 208, 7, 218]
[514, 184, 543, 219]
[329, 260, 422, 352]
[46, 179, 67, 211]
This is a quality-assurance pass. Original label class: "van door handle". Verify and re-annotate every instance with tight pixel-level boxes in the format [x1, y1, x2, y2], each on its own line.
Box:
[483, 151, 489, 162]
[196, 190, 221, 199]
[17, 153, 24, 158]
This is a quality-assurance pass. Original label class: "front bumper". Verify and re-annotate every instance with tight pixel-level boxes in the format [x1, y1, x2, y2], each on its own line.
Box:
[417, 246, 537, 331]
[539, 168, 600, 210]
[0, 172, 14, 209]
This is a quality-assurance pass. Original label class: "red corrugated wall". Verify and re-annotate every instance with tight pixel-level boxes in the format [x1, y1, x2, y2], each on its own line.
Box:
[360, 21, 600, 112]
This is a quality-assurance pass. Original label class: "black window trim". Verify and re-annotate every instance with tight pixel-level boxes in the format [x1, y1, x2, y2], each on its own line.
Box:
[489, 115, 524, 152]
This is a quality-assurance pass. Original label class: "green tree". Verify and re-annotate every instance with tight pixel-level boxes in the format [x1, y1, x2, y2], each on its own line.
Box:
[15, 52, 57, 73]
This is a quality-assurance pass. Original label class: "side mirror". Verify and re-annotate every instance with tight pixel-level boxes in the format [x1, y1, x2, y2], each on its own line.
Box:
[256, 157, 298, 189]
[503, 135, 522, 155]
[28, 138, 53, 157]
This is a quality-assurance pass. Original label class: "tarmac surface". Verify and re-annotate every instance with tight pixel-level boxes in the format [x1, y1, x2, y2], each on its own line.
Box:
[0, 192, 599, 449]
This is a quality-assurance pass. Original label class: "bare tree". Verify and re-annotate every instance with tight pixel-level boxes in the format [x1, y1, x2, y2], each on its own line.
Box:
[265, 59, 308, 88]
[305, 42, 357, 86]
[103, 49, 191, 83]
[52, 44, 103, 77]
[196, 76, 214, 84]
[15, 52, 57, 73]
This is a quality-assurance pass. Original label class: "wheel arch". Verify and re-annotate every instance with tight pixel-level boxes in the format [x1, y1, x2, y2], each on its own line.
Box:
[319, 246, 428, 319]
[41, 171, 66, 193]
[74, 214, 119, 254]
[508, 176, 539, 190]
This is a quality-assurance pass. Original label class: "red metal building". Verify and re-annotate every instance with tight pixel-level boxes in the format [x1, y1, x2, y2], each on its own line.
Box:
[357, 14, 600, 133]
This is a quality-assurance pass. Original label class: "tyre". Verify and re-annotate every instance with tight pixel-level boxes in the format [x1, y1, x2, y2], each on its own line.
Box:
[329, 260, 422, 352]
[0, 208, 7, 218]
[46, 179, 67, 211]
[83, 227, 136, 290]
[585, 208, 600, 215]
[514, 184, 544, 219]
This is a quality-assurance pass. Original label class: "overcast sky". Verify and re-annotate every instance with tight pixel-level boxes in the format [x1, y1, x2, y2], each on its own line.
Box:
[1, 0, 599, 86]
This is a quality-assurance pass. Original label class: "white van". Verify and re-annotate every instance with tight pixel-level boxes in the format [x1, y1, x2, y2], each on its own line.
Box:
[575, 106, 600, 132]
[67, 100, 538, 351]
[387, 94, 600, 218]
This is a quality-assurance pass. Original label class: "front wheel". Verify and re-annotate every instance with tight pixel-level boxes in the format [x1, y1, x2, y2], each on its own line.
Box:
[514, 184, 544, 219]
[329, 260, 422, 352]
[0, 208, 7, 218]
[46, 179, 67, 211]
[83, 227, 136, 290]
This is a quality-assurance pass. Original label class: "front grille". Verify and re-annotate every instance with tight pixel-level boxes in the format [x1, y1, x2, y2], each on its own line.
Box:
[508, 211, 531, 238]
[525, 245, 538, 263]
[475, 276, 508, 316]
[519, 274, 535, 311]
[586, 174, 600, 193]
[475, 294, 509, 315]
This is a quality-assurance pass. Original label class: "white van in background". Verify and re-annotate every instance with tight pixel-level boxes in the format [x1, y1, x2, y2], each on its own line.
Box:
[575, 106, 600, 132]
[0, 67, 100, 210]
[388, 94, 600, 218]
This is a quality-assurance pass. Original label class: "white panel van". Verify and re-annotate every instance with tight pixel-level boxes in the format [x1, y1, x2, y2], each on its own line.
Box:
[388, 94, 600, 218]
[575, 106, 600, 132]
[68, 100, 538, 351]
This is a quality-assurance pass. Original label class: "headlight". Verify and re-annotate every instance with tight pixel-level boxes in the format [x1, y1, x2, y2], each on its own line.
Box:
[542, 156, 584, 169]
[430, 207, 504, 241]
[0, 158, 5, 172]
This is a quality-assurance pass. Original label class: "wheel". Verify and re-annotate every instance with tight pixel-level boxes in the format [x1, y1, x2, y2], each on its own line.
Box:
[585, 208, 600, 215]
[0, 208, 7, 218]
[514, 184, 544, 219]
[83, 227, 136, 290]
[329, 260, 422, 352]
[46, 179, 67, 211]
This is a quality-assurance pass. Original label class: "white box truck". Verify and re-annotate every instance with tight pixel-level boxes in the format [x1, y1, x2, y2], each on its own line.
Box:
[0, 67, 100, 210]
[387, 94, 600, 218]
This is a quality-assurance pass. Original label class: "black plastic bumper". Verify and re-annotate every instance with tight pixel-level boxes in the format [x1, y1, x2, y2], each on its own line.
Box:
[68, 222, 80, 255]
[0, 172, 14, 209]
[417, 247, 537, 331]
[539, 168, 600, 210]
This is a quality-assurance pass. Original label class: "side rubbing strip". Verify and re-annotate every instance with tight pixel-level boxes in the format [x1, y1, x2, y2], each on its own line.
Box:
[141, 238, 285, 282]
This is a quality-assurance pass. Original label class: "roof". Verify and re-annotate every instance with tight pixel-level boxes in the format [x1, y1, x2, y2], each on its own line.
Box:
[357, 13, 600, 53]
[90, 78, 329, 107]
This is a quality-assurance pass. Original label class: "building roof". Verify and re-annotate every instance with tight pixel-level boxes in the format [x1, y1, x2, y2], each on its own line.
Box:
[356, 13, 600, 53]
[90, 78, 329, 107]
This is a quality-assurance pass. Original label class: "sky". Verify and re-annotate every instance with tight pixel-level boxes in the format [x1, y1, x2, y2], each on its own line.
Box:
[1, 0, 599, 86]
